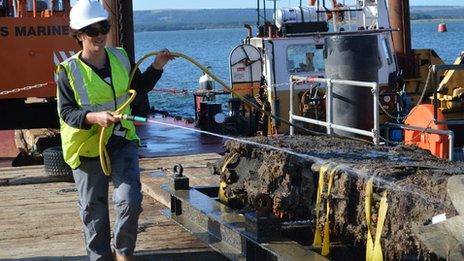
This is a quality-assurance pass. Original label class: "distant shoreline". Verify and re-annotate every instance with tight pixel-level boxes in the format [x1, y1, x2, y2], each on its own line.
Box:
[135, 26, 244, 33]
[134, 7, 464, 32]
[412, 18, 464, 23]
[134, 18, 464, 33]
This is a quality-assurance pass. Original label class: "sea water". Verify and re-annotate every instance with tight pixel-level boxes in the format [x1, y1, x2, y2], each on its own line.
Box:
[135, 20, 464, 117]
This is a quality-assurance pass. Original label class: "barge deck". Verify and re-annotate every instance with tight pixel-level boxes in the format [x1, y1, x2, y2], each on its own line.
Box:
[0, 119, 226, 260]
[0, 152, 224, 260]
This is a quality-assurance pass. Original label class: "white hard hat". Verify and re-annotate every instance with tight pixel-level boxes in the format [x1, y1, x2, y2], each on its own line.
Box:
[70, 0, 109, 30]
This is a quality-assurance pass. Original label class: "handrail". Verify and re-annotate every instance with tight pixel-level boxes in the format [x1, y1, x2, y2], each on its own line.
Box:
[289, 75, 379, 145]
[384, 122, 454, 161]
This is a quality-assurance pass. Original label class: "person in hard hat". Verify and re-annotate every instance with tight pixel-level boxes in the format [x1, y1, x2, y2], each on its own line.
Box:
[55, 1, 173, 260]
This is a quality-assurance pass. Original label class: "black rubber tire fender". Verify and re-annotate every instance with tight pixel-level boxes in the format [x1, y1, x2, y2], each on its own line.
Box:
[43, 146, 73, 179]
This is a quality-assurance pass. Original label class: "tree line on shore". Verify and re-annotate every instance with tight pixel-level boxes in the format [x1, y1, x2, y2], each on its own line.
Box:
[133, 6, 464, 32]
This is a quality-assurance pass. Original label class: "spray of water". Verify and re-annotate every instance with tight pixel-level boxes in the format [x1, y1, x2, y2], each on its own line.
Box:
[147, 118, 447, 206]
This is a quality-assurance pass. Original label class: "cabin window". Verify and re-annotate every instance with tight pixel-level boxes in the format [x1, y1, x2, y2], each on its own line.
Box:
[287, 44, 324, 73]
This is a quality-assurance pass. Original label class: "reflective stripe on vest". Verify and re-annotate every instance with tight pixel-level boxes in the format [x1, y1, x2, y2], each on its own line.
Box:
[67, 59, 91, 106]
[107, 47, 131, 73]
[80, 93, 130, 112]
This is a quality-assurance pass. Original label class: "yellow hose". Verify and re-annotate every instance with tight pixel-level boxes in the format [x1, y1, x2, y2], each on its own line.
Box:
[99, 89, 137, 176]
[99, 51, 320, 175]
[131, 52, 318, 136]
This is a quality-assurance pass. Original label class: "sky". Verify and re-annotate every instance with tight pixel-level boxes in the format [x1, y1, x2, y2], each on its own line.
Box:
[132, 0, 464, 10]
[70, 1, 464, 10]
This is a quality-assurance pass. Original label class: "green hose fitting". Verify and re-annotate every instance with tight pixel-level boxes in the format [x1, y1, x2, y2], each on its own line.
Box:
[121, 114, 148, 123]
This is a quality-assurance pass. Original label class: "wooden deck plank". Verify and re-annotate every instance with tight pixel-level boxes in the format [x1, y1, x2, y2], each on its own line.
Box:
[0, 181, 209, 258]
[0, 165, 45, 179]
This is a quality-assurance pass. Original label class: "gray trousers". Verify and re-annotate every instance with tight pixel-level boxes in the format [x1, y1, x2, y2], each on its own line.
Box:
[72, 140, 143, 261]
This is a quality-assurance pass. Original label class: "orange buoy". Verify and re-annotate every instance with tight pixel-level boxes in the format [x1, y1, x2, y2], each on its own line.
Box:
[438, 23, 447, 32]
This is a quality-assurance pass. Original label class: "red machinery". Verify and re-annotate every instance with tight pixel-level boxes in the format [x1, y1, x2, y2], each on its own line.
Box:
[0, 0, 134, 159]
[0, 0, 134, 130]
[404, 104, 450, 159]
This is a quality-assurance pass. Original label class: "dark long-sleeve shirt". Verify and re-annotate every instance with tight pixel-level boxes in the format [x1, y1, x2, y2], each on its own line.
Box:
[56, 51, 162, 130]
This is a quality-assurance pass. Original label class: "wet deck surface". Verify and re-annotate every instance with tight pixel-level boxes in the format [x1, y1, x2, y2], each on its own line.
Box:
[138, 116, 225, 158]
[139, 153, 221, 207]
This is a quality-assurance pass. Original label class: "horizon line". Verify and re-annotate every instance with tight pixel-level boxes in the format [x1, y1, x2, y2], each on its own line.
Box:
[133, 5, 464, 11]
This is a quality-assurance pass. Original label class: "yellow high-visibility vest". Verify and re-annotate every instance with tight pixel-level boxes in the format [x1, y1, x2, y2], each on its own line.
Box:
[57, 47, 138, 169]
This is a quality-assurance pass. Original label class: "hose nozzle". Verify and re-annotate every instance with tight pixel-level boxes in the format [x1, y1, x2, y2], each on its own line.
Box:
[114, 114, 148, 122]
[119, 114, 148, 123]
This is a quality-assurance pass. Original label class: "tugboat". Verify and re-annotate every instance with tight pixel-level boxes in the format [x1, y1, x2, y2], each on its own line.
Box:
[193, 0, 464, 160]
[195, 0, 398, 136]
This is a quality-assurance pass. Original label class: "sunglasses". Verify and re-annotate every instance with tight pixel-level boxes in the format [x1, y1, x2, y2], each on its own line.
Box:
[81, 20, 111, 37]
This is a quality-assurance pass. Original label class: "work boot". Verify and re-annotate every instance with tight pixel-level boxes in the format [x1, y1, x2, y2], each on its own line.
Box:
[114, 254, 134, 261]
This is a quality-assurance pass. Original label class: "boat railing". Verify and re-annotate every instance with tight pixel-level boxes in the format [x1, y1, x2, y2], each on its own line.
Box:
[289, 75, 380, 144]
[322, 3, 381, 33]
[325, 4, 359, 32]
[289, 75, 456, 161]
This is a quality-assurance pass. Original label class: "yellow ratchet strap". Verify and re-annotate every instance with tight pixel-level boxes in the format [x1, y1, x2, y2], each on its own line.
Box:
[322, 167, 336, 256]
[218, 181, 228, 204]
[365, 178, 388, 261]
[313, 165, 328, 247]
[313, 164, 337, 257]
[221, 152, 238, 173]
[218, 152, 238, 204]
